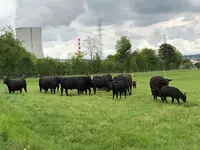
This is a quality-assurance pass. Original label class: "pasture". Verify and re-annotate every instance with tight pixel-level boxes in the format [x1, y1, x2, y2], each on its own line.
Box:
[1, 70, 200, 150]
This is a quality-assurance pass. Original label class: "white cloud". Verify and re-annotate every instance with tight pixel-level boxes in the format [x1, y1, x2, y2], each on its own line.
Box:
[0, 0, 200, 59]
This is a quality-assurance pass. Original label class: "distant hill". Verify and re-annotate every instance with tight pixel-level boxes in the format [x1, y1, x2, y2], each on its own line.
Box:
[183, 54, 200, 60]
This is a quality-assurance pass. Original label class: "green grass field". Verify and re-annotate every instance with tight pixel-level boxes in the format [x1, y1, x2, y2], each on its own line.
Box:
[1, 70, 200, 150]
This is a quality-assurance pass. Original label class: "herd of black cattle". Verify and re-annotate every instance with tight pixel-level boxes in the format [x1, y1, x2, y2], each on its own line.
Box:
[2, 73, 187, 104]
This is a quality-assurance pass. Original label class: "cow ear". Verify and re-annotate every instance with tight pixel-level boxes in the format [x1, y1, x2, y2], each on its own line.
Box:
[184, 92, 186, 95]
[167, 79, 172, 82]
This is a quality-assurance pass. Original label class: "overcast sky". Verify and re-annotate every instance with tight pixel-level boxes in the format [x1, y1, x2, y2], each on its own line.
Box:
[1, 0, 200, 59]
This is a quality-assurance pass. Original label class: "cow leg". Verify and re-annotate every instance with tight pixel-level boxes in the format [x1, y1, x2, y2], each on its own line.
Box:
[65, 89, 68, 96]
[50, 88, 52, 94]
[164, 97, 168, 103]
[128, 86, 131, 95]
[13, 91, 15, 93]
[24, 86, 27, 93]
[177, 98, 180, 104]
[40, 87, 42, 93]
[116, 93, 118, 100]
[151, 89, 154, 96]
[153, 93, 156, 100]
[129, 85, 132, 95]
[9, 90, 11, 94]
[20, 89, 22, 93]
[61, 87, 63, 96]
[88, 88, 91, 95]
[161, 97, 165, 103]
[54, 88, 56, 94]
[120, 92, 122, 99]
[77, 89, 80, 95]
[172, 98, 175, 104]
[112, 92, 115, 99]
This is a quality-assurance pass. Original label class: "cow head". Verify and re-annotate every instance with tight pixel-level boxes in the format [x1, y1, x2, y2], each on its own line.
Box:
[161, 78, 172, 86]
[3, 76, 9, 84]
[181, 92, 187, 103]
[165, 78, 172, 86]
[132, 81, 137, 88]
[111, 81, 117, 90]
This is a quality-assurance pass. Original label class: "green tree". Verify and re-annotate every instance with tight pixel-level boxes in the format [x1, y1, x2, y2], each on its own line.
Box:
[132, 51, 148, 72]
[194, 62, 200, 70]
[140, 48, 159, 71]
[115, 36, 132, 61]
[182, 59, 193, 69]
[158, 43, 183, 70]
[115, 36, 132, 72]
[0, 26, 37, 77]
[92, 53, 102, 73]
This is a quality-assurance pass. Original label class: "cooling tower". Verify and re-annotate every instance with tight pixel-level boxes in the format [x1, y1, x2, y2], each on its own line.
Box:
[15, 27, 44, 58]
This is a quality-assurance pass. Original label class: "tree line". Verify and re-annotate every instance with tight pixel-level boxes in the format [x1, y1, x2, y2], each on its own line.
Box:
[0, 26, 198, 78]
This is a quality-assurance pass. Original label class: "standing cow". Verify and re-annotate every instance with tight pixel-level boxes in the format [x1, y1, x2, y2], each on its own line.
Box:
[102, 74, 112, 83]
[93, 78, 112, 92]
[39, 76, 60, 94]
[113, 74, 132, 95]
[3, 77, 27, 94]
[150, 76, 172, 100]
[60, 75, 94, 96]
[112, 80, 127, 99]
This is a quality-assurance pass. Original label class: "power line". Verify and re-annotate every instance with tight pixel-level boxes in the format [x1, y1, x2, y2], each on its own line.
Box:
[97, 18, 103, 59]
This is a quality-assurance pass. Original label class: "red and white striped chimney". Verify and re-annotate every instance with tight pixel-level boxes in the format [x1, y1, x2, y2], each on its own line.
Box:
[78, 38, 81, 55]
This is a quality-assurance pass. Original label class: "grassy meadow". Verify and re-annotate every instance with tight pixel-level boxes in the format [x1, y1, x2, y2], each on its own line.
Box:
[1, 70, 200, 150]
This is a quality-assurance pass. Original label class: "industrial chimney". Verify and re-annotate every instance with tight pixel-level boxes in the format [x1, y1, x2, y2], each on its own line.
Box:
[15, 27, 44, 58]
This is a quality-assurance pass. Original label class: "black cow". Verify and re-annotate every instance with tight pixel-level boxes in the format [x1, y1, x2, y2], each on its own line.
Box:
[39, 76, 60, 94]
[3, 77, 27, 94]
[159, 86, 187, 104]
[150, 76, 172, 100]
[80, 80, 96, 95]
[113, 74, 132, 95]
[102, 74, 112, 82]
[93, 75, 102, 80]
[93, 78, 112, 92]
[60, 76, 94, 96]
[112, 80, 127, 99]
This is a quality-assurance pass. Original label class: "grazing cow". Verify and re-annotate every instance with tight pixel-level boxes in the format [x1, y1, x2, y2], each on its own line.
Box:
[112, 80, 127, 99]
[113, 74, 132, 95]
[159, 86, 187, 104]
[93, 78, 112, 92]
[39, 76, 60, 94]
[150, 76, 172, 100]
[132, 81, 137, 89]
[60, 75, 94, 96]
[3, 77, 27, 94]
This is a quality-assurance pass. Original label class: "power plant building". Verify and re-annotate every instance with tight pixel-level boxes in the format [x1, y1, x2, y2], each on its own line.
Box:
[15, 27, 44, 58]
